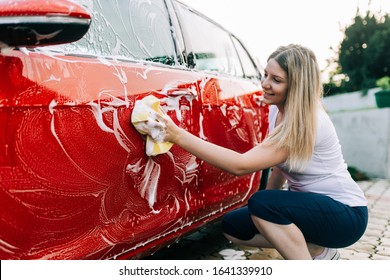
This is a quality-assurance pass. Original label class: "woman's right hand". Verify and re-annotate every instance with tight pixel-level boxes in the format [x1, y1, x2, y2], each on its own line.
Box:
[149, 111, 182, 144]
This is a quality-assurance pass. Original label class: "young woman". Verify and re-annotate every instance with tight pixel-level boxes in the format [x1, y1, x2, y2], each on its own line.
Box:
[148, 44, 368, 260]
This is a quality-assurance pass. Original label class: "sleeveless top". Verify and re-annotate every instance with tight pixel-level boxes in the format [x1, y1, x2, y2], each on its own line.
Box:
[268, 105, 367, 207]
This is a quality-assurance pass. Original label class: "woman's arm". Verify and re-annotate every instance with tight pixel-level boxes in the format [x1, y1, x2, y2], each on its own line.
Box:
[159, 115, 289, 176]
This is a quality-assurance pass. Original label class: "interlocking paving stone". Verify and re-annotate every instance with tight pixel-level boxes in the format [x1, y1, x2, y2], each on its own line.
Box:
[376, 245, 390, 257]
[345, 243, 376, 253]
[358, 235, 380, 246]
[379, 237, 390, 246]
[383, 231, 390, 239]
[366, 223, 386, 232]
[364, 228, 385, 238]
[342, 251, 372, 260]
[371, 254, 390, 260]
[369, 209, 390, 219]
[367, 217, 389, 227]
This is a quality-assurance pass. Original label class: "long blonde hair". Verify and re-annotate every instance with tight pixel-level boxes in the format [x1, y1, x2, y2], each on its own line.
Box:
[263, 44, 323, 171]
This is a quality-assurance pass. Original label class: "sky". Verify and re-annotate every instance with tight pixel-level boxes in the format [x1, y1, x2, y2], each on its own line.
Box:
[179, 0, 390, 81]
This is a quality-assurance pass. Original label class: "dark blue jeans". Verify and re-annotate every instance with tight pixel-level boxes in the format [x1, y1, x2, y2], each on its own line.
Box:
[222, 190, 368, 248]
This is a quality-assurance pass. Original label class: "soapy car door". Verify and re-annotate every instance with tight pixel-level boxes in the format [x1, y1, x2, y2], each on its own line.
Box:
[0, 0, 268, 259]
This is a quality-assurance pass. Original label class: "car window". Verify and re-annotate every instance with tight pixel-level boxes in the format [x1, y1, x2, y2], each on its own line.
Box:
[174, 3, 243, 77]
[59, 0, 177, 66]
[232, 36, 260, 79]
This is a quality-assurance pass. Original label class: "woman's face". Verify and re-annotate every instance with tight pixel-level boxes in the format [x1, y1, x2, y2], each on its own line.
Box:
[261, 58, 288, 109]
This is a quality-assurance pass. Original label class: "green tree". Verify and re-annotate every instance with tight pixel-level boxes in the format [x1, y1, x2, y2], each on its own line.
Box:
[324, 11, 390, 95]
[365, 15, 390, 79]
[339, 12, 378, 90]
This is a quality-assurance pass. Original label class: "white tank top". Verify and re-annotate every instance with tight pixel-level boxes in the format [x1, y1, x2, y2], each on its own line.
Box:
[269, 105, 367, 207]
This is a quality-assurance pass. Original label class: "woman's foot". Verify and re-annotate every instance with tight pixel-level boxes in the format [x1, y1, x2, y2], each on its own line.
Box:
[313, 247, 340, 260]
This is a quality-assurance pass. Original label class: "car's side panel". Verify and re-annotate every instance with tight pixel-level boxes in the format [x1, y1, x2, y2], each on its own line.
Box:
[0, 47, 267, 259]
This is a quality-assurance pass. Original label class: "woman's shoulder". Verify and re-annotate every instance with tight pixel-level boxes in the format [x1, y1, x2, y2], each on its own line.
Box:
[316, 105, 338, 144]
[317, 106, 334, 128]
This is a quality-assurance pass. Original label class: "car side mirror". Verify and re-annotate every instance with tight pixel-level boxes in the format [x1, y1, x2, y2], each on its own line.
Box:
[0, 0, 91, 48]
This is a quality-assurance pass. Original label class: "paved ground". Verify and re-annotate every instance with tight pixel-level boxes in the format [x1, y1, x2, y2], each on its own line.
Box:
[145, 179, 390, 260]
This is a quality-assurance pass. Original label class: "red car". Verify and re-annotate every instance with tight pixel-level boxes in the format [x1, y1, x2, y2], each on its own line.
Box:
[0, 0, 268, 259]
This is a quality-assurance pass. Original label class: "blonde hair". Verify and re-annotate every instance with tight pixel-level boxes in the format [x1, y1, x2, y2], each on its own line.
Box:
[263, 44, 324, 171]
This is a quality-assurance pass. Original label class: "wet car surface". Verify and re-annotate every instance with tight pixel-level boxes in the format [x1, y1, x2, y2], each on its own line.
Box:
[0, 0, 268, 259]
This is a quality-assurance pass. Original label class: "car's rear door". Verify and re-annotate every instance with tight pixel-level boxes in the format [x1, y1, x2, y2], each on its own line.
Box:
[171, 0, 269, 220]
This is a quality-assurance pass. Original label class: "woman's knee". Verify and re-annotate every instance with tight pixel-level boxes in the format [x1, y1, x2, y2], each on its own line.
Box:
[222, 207, 258, 241]
[248, 190, 292, 225]
[248, 191, 271, 217]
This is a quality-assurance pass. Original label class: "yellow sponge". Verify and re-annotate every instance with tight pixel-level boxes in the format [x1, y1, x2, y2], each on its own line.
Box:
[131, 95, 173, 156]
